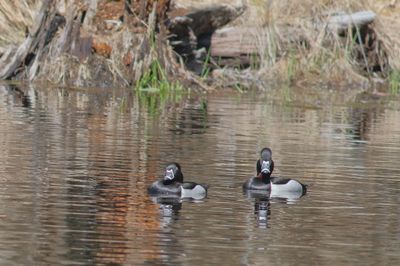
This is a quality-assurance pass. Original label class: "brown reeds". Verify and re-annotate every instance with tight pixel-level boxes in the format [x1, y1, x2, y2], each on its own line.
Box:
[0, 0, 40, 47]
[1, 0, 399, 92]
[272, 0, 399, 87]
[0, 0, 208, 90]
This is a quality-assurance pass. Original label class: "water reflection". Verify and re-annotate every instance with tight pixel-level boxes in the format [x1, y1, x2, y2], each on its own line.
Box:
[151, 196, 182, 227]
[254, 197, 271, 229]
[1, 83, 400, 265]
[147, 196, 192, 266]
[244, 188, 305, 229]
[169, 100, 208, 135]
[348, 92, 386, 141]
[3, 84, 32, 108]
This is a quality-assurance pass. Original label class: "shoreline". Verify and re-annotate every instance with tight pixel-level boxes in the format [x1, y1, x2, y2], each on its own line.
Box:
[0, 0, 399, 94]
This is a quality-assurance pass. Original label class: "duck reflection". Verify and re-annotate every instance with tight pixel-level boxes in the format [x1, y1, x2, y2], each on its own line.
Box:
[254, 197, 271, 229]
[245, 188, 307, 228]
[145, 195, 185, 266]
[245, 190, 271, 229]
[151, 196, 182, 227]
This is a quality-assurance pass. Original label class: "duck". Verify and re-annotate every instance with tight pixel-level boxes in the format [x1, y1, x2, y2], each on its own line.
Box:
[148, 162, 208, 200]
[243, 148, 307, 199]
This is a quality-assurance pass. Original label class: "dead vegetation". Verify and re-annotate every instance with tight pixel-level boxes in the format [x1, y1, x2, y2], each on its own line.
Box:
[0, 0, 399, 92]
[0, 0, 208, 90]
[0, 1, 40, 47]
[207, 0, 400, 91]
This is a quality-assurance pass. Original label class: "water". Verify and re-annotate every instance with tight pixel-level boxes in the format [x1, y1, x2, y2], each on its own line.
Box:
[1, 84, 400, 265]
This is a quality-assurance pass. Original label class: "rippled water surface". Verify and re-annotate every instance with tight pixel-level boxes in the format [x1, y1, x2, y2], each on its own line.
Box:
[1, 84, 400, 265]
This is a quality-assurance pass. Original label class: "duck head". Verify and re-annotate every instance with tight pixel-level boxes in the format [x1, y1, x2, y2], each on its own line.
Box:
[256, 148, 274, 177]
[163, 162, 184, 184]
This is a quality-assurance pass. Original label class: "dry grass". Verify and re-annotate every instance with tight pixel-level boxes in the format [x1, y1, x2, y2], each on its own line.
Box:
[1, 0, 399, 91]
[232, 0, 400, 89]
[181, 0, 400, 90]
[0, 0, 41, 47]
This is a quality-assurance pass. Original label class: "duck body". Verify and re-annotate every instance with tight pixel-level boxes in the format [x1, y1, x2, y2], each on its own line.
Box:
[148, 163, 208, 200]
[269, 176, 307, 199]
[243, 176, 271, 190]
[148, 180, 182, 195]
[244, 174, 307, 200]
[243, 148, 307, 198]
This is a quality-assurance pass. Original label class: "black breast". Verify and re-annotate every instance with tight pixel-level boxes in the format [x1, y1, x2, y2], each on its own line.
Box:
[148, 180, 181, 195]
[243, 177, 271, 190]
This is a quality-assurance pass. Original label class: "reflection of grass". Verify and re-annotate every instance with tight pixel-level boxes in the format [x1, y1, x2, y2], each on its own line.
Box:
[135, 55, 184, 114]
[286, 51, 298, 85]
[200, 99, 207, 113]
[137, 85, 183, 115]
[389, 70, 400, 95]
[118, 96, 128, 113]
[282, 83, 292, 103]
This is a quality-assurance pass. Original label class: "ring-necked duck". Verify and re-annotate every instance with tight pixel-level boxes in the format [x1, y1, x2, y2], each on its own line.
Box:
[148, 162, 208, 200]
[243, 148, 307, 198]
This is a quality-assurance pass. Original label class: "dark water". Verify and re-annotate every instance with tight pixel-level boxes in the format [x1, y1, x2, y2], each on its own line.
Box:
[1, 84, 400, 265]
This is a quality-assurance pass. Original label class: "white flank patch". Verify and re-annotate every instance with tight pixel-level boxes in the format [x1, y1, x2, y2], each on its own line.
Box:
[181, 185, 206, 200]
[270, 180, 303, 200]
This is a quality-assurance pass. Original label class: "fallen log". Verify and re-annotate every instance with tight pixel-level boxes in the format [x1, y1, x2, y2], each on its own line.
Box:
[327, 11, 376, 35]
[210, 26, 306, 67]
[207, 11, 376, 68]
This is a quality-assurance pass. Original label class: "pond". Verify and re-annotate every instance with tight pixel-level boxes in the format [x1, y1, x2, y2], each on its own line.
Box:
[1, 84, 400, 265]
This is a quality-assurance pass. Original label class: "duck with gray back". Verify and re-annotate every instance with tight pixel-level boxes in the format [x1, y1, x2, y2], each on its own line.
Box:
[148, 162, 208, 200]
[243, 148, 307, 199]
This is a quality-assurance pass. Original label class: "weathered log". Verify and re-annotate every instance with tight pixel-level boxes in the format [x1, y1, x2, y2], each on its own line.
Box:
[328, 11, 376, 35]
[209, 11, 376, 68]
[210, 27, 267, 58]
[210, 26, 307, 67]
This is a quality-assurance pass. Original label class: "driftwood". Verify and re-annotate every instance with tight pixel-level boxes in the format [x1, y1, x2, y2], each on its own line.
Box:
[168, 7, 376, 70]
[208, 11, 376, 67]
[328, 11, 376, 35]
[210, 26, 307, 67]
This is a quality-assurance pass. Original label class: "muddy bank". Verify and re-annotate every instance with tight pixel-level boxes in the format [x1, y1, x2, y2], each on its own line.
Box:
[0, 0, 399, 92]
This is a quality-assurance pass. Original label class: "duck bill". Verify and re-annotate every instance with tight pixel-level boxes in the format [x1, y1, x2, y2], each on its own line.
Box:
[261, 160, 271, 174]
[164, 169, 175, 181]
